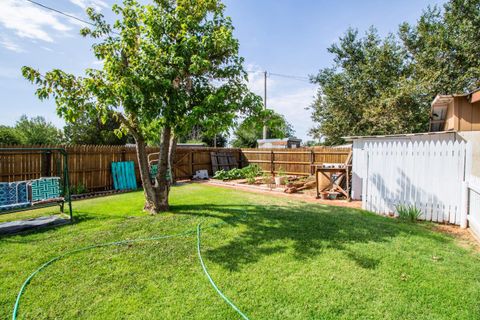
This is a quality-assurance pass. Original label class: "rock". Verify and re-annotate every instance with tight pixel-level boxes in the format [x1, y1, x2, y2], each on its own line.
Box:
[284, 187, 297, 194]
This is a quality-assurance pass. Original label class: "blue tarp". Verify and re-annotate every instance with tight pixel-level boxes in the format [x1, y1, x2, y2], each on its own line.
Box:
[111, 161, 137, 191]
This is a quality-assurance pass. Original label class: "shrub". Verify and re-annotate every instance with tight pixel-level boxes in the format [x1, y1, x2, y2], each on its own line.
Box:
[212, 165, 262, 181]
[396, 204, 422, 222]
[70, 183, 88, 195]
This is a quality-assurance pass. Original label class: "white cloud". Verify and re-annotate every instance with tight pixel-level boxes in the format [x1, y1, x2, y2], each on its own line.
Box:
[70, 0, 108, 11]
[0, 0, 72, 43]
[0, 35, 24, 52]
[269, 86, 317, 141]
[0, 66, 21, 79]
[245, 63, 317, 141]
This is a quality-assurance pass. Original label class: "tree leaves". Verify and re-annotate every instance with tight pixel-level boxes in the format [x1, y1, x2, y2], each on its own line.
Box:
[22, 0, 261, 144]
[310, 0, 480, 145]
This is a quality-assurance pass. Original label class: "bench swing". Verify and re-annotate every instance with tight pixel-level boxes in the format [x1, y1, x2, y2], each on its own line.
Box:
[147, 152, 173, 185]
[0, 148, 73, 235]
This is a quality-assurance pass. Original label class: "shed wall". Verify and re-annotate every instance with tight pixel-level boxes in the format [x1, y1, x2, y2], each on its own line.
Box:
[351, 132, 459, 200]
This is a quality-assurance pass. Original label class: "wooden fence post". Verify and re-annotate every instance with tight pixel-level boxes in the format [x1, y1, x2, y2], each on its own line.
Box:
[310, 149, 315, 176]
[238, 149, 242, 168]
[190, 151, 194, 177]
[270, 150, 274, 175]
[121, 147, 126, 162]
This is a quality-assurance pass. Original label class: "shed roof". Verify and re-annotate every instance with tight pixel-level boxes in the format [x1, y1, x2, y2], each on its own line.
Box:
[257, 138, 302, 143]
[343, 131, 454, 141]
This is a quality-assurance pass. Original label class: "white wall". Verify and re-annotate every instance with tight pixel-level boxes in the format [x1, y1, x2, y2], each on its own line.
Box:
[351, 132, 459, 200]
[468, 175, 480, 238]
[353, 138, 467, 225]
[458, 131, 480, 177]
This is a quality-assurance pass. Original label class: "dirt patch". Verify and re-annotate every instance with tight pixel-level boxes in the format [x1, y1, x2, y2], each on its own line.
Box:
[429, 224, 480, 251]
[200, 179, 362, 209]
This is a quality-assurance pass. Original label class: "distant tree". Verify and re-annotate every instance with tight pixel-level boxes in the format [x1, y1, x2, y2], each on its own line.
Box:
[303, 140, 322, 147]
[177, 125, 228, 147]
[64, 113, 130, 145]
[399, 0, 480, 94]
[309, 28, 428, 145]
[231, 111, 295, 148]
[202, 134, 228, 147]
[0, 126, 22, 145]
[15, 115, 63, 145]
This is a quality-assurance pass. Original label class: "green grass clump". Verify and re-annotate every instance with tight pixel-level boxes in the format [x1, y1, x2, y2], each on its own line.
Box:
[396, 204, 423, 222]
[1, 184, 479, 319]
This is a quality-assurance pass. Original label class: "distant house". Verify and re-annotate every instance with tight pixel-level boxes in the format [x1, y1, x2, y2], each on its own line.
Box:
[177, 142, 206, 148]
[430, 88, 480, 132]
[257, 138, 302, 149]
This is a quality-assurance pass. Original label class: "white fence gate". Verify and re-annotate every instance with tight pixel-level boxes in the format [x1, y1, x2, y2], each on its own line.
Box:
[467, 175, 480, 238]
[361, 140, 468, 225]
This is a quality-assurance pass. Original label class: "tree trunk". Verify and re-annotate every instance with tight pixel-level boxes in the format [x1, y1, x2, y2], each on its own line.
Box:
[134, 134, 162, 212]
[151, 126, 171, 212]
[168, 134, 177, 185]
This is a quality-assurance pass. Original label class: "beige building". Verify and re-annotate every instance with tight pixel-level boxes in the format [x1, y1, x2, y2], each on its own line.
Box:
[430, 88, 480, 132]
[430, 88, 480, 177]
[257, 138, 302, 149]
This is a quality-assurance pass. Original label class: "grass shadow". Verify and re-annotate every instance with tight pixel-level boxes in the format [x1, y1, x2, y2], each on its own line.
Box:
[172, 203, 448, 271]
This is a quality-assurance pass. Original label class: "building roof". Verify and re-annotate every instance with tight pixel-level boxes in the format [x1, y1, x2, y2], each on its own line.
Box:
[257, 138, 302, 143]
[177, 143, 206, 147]
[343, 131, 455, 141]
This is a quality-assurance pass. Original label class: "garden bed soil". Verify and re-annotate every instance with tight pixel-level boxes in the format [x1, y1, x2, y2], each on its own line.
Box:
[203, 179, 362, 209]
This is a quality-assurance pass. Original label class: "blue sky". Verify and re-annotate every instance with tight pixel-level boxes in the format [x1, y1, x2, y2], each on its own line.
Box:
[0, 0, 446, 142]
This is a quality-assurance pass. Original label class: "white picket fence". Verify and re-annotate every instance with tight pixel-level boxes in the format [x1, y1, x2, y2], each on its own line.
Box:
[361, 140, 468, 225]
[467, 175, 480, 238]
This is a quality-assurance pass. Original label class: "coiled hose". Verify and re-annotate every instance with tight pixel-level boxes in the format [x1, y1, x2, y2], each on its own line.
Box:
[12, 221, 250, 320]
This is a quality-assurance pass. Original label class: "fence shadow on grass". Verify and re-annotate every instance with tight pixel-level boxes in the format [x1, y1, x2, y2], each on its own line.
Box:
[172, 203, 447, 271]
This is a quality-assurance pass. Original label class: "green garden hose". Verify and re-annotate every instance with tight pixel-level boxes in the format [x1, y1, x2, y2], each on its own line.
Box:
[196, 223, 250, 320]
[11, 221, 250, 320]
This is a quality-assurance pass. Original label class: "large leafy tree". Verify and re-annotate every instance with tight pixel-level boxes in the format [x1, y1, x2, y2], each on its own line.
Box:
[231, 111, 295, 148]
[309, 28, 428, 145]
[399, 0, 480, 94]
[310, 0, 480, 145]
[22, 0, 261, 213]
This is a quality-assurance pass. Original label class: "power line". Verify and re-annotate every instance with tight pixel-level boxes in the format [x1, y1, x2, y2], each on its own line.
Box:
[25, 0, 96, 27]
[269, 72, 311, 82]
[246, 70, 312, 83]
[24, 0, 312, 85]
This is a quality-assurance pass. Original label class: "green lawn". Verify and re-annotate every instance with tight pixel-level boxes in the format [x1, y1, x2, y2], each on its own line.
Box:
[1, 183, 479, 319]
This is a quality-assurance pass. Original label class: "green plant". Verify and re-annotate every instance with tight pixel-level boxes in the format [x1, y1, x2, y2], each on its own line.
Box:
[396, 204, 422, 222]
[70, 183, 88, 195]
[212, 165, 262, 181]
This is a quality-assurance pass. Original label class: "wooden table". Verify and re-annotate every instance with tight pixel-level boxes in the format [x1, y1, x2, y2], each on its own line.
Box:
[313, 165, 351, 200]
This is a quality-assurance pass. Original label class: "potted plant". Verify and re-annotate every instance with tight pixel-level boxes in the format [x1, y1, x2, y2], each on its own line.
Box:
[320, 191, 329, 199]
[327, 191, 340, 200]
[274, 168, 286, 186]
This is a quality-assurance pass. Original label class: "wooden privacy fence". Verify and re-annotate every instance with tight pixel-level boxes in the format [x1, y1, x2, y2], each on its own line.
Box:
[357, 140, 469, 225]
[0, 145, 348, 192]
[241, 147, 350, 176]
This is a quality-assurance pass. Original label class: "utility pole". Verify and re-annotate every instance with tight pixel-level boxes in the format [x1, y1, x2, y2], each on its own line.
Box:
[262, 70, 267, 140]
